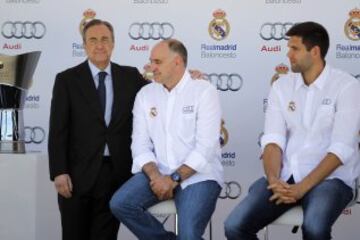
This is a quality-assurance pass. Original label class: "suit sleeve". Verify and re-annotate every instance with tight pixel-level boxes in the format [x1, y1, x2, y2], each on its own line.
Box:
[48, 73, 70, 181]
[133, 67, 150, 90]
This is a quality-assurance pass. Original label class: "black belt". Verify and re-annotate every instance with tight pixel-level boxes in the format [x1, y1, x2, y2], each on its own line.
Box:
[287, 175, 295, 184]
[103, 156, 111, 162]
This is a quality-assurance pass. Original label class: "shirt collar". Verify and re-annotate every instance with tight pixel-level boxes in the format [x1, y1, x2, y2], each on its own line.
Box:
[312, 64, 329, 90]
[162, 69, 190, 94]
[294, 64, 330, 91]
[88, 60, 111, 79]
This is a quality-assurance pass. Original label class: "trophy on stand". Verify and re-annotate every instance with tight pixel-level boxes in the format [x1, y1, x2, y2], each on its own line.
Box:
[0, 51, 41, 153]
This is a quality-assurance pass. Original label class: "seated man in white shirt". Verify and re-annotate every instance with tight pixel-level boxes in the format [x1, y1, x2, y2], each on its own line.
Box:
[224, 22, 360, 240]
[110, 39, 223, 240]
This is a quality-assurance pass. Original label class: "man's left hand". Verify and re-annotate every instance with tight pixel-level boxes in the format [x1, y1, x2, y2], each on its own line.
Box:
[282, 183, 306, 202]
[269, 182, 307, 205]
[150, 175, 177, 200]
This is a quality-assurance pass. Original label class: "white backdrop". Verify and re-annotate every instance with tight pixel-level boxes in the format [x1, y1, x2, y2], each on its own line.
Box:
[1, 0, 360, 239]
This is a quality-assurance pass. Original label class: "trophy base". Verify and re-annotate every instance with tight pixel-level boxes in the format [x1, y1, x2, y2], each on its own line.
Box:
[0, 141, 25, 153]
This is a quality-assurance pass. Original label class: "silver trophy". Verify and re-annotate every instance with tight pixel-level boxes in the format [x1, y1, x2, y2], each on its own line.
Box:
[0, 51, 41, 153]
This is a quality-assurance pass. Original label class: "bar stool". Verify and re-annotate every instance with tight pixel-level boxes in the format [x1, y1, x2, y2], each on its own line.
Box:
[148, 200, 213, 239]
[148, 200, 178, 235]
[263, 178, 359, 240]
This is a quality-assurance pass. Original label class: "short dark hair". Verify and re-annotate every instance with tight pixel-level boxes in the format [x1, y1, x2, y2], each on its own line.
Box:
[82, 19, 114, 43]
[164, 39, 188, 67]
[286, 21, 329, 59]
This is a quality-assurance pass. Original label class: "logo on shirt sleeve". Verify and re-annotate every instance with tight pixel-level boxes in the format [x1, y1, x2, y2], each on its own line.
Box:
[288, 101, 296, 112]
[149, 107, 157, 117]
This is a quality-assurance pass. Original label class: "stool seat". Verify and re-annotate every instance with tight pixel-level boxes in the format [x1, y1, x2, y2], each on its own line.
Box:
[147, 199, 213, 239]
[271, 206, 303, 226]
[264, 178, 359, 240]
[148, 200, 177, 215]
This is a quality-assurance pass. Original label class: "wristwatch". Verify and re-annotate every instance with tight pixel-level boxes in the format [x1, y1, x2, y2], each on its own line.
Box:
[170, 171, 182, 183]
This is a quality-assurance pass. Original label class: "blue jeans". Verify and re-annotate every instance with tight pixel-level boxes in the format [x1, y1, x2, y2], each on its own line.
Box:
[224, 177, 353, 240]
[110, 172, 221, 240]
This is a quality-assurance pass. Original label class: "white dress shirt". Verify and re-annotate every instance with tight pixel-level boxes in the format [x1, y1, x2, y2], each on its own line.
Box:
[88, 60, 114, 156]
[261, 64, 360, 188]
[131, 71, 224, 189]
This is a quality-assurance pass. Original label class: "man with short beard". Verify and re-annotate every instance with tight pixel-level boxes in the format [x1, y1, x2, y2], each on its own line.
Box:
[224, 21, 360, 240]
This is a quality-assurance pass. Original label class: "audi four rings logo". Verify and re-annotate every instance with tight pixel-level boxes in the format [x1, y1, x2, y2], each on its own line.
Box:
[1, 21, 46, 39]
[204, 73, 243, 91]
[219, 181, 242, 199]
[24, 126, 46, 144]
[128, 22, 174, 40]
[260, 22, 295, 41]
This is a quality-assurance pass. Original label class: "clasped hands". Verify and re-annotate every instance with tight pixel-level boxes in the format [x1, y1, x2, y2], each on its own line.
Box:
[267, 178, 306, 205]
[150, 174, 178, 201]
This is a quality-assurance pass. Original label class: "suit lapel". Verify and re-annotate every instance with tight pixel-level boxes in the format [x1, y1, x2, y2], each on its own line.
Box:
[109, 63, 129, 129]
[75, 61, 105, 123]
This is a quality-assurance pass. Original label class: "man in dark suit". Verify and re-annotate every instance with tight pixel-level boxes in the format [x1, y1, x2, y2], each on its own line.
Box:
[48, 19, 147, 240]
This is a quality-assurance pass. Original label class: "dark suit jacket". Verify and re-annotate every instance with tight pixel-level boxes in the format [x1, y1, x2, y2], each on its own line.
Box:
[48, 61, 147, 194]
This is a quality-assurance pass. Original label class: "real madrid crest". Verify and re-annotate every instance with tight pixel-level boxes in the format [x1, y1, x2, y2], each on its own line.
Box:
[344, 8, 360, 41]
[79, 9, 96, 37]
[271, 63, 289, 85]
[220, 119, 229, 147]
[288, 101, 296, 112]
[150, 107, 157, 118]
[208, 9, 230, 41]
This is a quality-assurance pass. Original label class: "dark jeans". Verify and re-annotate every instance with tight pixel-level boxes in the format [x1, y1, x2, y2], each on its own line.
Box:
[224, 177, 353, 240]
[110, 172, 221, 240]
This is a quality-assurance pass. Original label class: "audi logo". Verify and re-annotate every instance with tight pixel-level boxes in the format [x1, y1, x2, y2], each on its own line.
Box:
[260, 22, 295, 41]
[1, 21, 46, 39]
[128, 22, 174, 40]
[204, 73, 243, 91]
[219, 181, 242, 199]
[24, 126, 45, 144]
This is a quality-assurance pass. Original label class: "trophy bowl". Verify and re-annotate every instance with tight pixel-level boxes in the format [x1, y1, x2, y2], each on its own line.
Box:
[0, 51, 41, 153]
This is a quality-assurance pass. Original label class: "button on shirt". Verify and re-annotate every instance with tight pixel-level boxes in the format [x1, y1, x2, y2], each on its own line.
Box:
[88, 60, 114, 156]
[261, 65, 360, 188]
[131, 71, 224, 189]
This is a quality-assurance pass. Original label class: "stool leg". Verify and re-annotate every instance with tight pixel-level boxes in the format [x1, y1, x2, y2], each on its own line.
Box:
[209, 219, 212, 240]
[175, 213, 178, 235]
[264, 226, 269, 240]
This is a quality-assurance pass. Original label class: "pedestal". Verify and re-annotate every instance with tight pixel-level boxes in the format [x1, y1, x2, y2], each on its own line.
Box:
[0, 153, 60, 240]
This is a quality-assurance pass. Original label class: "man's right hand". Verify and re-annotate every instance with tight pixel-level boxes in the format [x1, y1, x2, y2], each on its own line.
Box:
[150, 175, 176, 200]
[54, 174, 73, 198]
[267, 177, 296, 204]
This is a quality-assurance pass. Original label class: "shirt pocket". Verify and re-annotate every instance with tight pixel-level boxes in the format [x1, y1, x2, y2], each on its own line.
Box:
[313, 105, 335, 130]
[177, 112, 196, 143]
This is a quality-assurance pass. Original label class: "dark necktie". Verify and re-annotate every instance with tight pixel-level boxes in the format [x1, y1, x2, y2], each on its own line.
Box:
[97, 71, 107, 115]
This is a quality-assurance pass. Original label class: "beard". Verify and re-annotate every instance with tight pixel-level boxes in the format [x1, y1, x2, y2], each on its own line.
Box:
[290, 63, 302, 73]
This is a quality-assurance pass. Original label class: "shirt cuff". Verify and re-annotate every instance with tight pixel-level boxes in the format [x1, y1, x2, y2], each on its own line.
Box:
[131, 152, 156, 173]
[261, 133, 286, 152]
[327, 142, 355, 165]
[184, 151, 208, 173]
